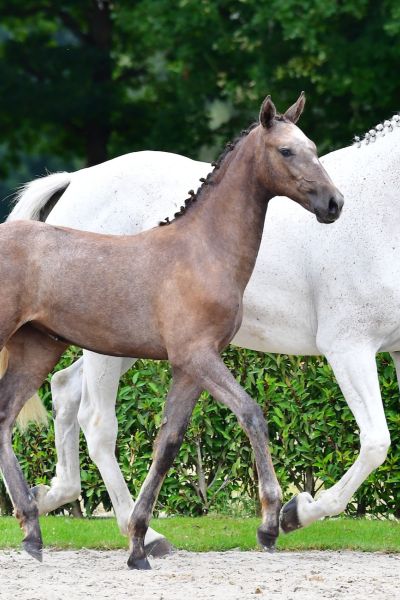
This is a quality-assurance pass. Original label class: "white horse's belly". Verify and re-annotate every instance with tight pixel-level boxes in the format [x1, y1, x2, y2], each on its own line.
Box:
[233, 299, 318, 354]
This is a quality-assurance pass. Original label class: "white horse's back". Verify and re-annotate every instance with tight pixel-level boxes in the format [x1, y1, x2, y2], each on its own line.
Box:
[47, 151, 210, 234]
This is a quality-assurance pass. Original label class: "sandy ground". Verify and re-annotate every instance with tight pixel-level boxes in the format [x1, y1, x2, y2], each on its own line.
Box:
[0, 549, 399, 600]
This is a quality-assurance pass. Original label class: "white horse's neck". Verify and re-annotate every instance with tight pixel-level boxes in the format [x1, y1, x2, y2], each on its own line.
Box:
[321, 116, 400, 226]
[323, 115, 400, 207]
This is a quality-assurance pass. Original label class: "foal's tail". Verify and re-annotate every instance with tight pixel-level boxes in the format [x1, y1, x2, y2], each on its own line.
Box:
[8, 172, 71, 222]
[0, 347, 9, 378]
[0, 348, 48, 430]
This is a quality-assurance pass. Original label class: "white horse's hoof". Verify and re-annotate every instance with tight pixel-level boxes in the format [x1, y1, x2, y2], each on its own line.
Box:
[280, 492, 314, 533]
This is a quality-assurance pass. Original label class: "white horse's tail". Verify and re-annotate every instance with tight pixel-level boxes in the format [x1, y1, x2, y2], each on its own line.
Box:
[8, 172, 71, 222]
[4, 174, 66, 429]
[0, 348, 48, 430]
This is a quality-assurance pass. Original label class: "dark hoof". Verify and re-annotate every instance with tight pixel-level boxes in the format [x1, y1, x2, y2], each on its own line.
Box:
[280, 496, 301, 533]
[257, 526, 278, 551]
[145, 537, 175, 558]
[22, 540, 43, 563]
[127, 555, 152, 570]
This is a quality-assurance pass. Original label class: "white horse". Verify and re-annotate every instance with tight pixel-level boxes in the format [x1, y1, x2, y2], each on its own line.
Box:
[8, 113, 400, 550]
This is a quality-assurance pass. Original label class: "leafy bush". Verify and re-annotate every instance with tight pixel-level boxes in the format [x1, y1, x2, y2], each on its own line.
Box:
[1, 348, 399, 518]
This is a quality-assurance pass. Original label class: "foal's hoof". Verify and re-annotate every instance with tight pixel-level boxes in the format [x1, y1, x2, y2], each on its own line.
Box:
[280, 495, 302, 533]
[145, 537, 175, 558]
[257, 526, 278, 552]
[22, 540, 43, 563]
[127, 555, 152, 570]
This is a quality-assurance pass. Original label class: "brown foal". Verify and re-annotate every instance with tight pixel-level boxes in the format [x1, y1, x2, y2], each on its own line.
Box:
[0, 94, 343, 569]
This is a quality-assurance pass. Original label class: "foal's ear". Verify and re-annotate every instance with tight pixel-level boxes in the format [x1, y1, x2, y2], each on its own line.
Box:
[259, 96, 277, 129]
[284, 91, 306, 124]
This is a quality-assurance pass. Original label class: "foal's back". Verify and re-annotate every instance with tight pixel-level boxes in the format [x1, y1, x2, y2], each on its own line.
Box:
[0, 220, 238, 360]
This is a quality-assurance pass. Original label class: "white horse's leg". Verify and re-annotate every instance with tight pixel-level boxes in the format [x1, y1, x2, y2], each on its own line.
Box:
[77, 352, 171, 556]
[390, 351, 400, 385]
[33, 358, 83, 513]
[280, 346, 391, 531]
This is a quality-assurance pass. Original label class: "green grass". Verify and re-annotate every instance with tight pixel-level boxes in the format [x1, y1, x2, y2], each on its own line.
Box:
[0, 516, 399, 553]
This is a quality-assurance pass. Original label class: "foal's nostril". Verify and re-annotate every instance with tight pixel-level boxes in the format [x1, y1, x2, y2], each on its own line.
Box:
[328, 197, 339, 216]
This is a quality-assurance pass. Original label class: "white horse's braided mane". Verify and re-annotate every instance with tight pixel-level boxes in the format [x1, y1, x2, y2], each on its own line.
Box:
[353, 113, 400, 147]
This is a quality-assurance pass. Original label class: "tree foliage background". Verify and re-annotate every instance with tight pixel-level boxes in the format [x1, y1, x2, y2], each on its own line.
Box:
[1, 0, 400, 217]
[0, 1, 399, 518]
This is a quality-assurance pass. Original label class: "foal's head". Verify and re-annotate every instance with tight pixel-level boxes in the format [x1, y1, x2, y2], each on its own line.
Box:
[255, 93, 344, 223]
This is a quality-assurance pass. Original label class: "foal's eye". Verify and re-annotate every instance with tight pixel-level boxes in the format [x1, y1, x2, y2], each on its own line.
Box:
[279, 148, 293, 157]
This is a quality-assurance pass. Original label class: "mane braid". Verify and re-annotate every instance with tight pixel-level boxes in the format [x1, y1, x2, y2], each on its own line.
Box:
[353, 113, 400, 148]
[159, 121, 259, 226]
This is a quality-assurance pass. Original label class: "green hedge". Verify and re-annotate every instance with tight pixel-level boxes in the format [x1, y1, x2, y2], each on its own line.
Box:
[1, 348, 399, 518]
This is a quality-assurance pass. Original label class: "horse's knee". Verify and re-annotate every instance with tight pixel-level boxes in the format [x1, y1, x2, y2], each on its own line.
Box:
[86, 435, 109, 463]
[238, 401, 268, 435]
[51, 366, 82, 418]
[81, 412, 118, 463]
[51, 369, 69, 392]
[361, 434, 391, 470]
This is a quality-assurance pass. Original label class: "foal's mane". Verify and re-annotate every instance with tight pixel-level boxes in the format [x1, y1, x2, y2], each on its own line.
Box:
[353, 113, 400, 148]
[159, 116, 286, 227]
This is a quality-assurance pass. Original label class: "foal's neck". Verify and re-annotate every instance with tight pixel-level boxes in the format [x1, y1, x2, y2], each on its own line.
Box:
[179, 128, 270, 293]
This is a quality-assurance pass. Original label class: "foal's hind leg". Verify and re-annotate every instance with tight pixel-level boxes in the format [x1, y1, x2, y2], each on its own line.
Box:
[128, 350, 282, 570]
[0, 326, 67, 561]
[128, 368, 201, 570]
[180, 350, 282, 550]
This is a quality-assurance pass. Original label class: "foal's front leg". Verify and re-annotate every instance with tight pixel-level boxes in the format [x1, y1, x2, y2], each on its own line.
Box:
[184, 351, 282, 550]
[127, 369, 202, 570]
